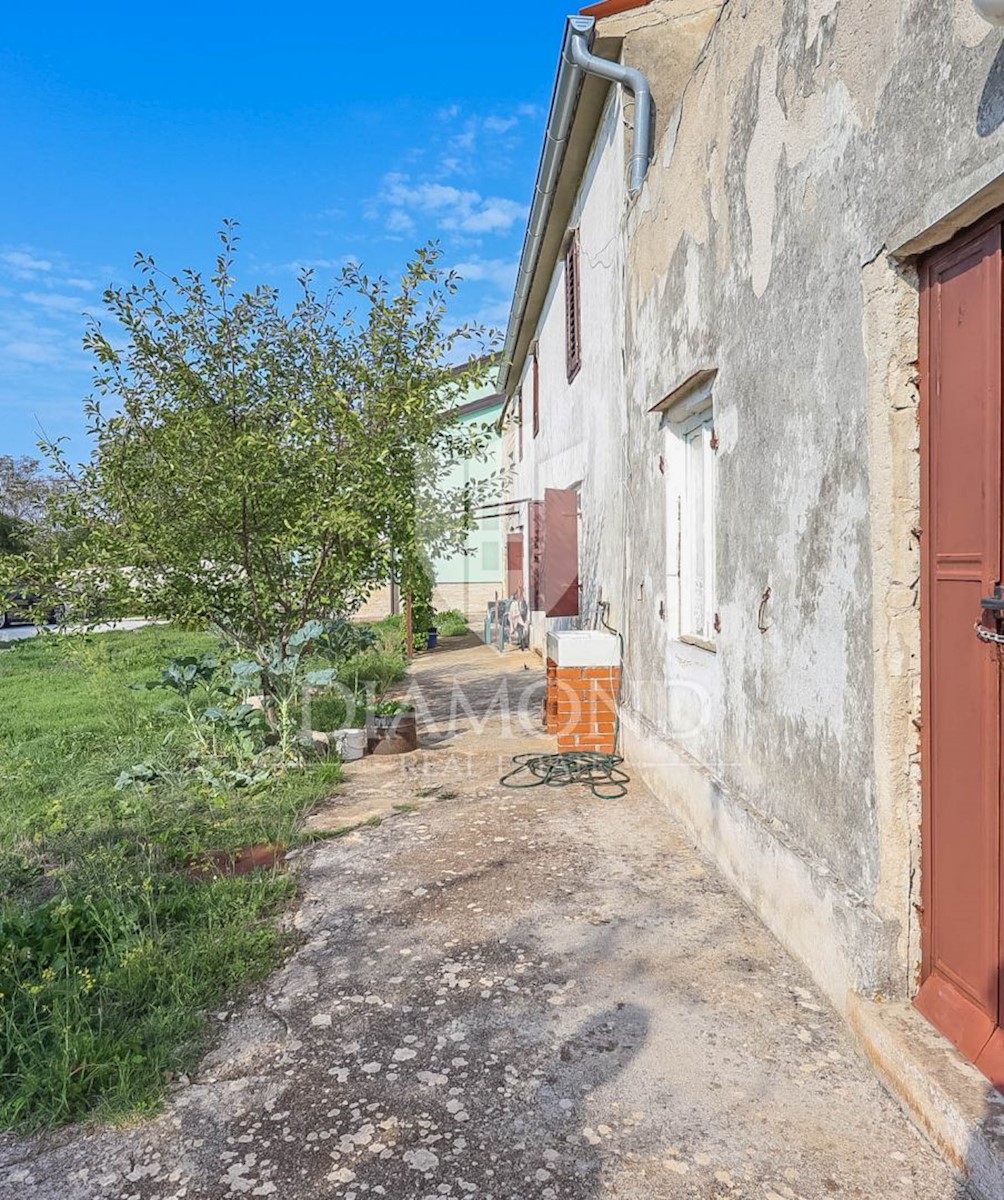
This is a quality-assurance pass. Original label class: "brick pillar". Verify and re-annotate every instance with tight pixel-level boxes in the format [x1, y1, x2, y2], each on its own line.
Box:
[545, 663, 621, 754]
[545, 657, 559, 733]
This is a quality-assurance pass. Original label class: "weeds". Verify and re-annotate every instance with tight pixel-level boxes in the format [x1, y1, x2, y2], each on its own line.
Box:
[0, 627, 334, 1129]
[0, 621, 410, 1129]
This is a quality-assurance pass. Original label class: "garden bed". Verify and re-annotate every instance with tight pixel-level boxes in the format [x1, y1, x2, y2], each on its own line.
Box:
[0, 622, 406, 1130]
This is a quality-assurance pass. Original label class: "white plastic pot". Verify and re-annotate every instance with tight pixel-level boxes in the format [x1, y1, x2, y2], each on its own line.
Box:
[331, 727, 367, 762]
[974, 0, 1004, 26]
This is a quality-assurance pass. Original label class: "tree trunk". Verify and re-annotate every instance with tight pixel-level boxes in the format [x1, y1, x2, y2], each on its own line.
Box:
[405, 591, 415, 660]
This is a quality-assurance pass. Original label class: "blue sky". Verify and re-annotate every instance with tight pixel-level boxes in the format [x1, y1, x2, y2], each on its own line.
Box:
[0, 1, 578, 463]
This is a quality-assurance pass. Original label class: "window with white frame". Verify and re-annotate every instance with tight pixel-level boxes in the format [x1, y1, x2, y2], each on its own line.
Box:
[680, 415, 716, 642]
[663, 381, 717, 648]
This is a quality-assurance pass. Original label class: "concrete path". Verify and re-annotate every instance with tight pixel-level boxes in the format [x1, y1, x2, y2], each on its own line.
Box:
[0, 636, 968, 1199]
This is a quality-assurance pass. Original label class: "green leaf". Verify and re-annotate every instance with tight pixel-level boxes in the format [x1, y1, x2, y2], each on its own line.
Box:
[288, 620, 326, 650]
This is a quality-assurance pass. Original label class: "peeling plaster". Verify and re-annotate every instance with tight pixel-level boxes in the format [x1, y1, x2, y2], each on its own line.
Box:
[506, 0, 1004, 1008]
[955, 0, 995, 48]
[805, 0, 841, 48]
[745, 46, 785, 297]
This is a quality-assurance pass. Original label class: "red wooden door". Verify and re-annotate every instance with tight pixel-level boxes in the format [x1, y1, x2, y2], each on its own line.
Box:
[506, 532, 524, 598]
[917, 218, 1004, 1085]
[541, 487, 580, 618]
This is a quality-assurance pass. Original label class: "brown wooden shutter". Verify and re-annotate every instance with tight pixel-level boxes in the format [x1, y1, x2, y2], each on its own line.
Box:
[532, 349, 540, 438]
[529, 500, 544, 610]
[506, 532, 524, 597]
[565, 232, 582, 382]
[541, 487, 579, 617]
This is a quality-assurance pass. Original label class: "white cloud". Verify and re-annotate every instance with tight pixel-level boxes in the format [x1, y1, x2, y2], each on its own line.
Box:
[384, 179, 479, 213]
[477, 297, 514, 326]
[22, 291, 95, 314]
[453, 257, 519, 291]
[451, 296, 513, 333]
[3, 339, 62, 364]
[445, 199, 526, 235]
[279, 256, 352, 273]
[484, 115, 518, 134]
[381, 175, 527, 237]
[438, 104, 461, 121]
[386, 209, 417, 235]
[1, 250, 54, 278]
[64, 278, 96, 291]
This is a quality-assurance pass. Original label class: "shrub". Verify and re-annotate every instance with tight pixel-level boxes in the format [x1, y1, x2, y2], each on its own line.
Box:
[436, 609, 470, 637]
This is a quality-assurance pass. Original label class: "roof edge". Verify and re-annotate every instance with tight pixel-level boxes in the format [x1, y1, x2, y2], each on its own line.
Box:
[456, 392, 505, 419]
[580, 0, 652, 18]
[497, 16, 596, 401]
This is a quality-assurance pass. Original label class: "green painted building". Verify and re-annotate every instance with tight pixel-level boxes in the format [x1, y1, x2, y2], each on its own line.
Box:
[429, 383, 505, 619]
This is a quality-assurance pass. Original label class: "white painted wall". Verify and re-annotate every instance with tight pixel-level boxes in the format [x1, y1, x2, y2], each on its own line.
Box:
[508, 93, 629, 651]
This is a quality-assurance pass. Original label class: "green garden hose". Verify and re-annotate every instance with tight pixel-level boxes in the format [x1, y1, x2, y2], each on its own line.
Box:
[500, 751, 629, 801]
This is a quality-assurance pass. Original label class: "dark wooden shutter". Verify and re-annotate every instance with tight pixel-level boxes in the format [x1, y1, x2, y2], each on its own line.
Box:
[565, 232, 582, 382]
[506, 532, 524, 598]
[529, 500, 544, 610]
[541, 487, 579, 617]
[532, 349, 540, 438]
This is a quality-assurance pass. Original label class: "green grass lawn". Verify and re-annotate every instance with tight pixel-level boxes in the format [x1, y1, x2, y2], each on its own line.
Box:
[0, 626, 343, 1130]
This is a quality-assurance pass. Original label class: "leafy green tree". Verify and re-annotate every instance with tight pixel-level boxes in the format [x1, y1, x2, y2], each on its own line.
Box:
[22, 224, 497, 663]
[0, 515, 30, 557]
[0, 456, 61, 559]
[0, 455, 54, 525]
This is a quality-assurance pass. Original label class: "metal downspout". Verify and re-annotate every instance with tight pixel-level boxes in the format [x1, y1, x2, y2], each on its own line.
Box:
[499, 15, 653, 395]
[566, 16, 653, 196]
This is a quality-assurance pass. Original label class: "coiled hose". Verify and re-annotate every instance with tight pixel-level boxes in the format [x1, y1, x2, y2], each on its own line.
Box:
[500, 751, 629, 801]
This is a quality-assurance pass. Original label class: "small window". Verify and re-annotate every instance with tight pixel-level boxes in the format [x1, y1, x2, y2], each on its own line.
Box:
[661, 379, 717, 650]
[564, 231, 582, 382]
[532, 348, 540, 437]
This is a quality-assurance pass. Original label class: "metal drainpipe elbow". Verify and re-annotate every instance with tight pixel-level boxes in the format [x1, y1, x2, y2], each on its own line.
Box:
[566, 16, 654, 195]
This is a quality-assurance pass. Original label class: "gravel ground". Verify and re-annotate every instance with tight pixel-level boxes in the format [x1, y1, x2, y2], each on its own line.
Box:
[0, 638, 968, 1199]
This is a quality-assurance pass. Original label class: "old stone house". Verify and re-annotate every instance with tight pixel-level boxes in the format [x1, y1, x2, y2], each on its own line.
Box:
[499, 0, 1004, 1188]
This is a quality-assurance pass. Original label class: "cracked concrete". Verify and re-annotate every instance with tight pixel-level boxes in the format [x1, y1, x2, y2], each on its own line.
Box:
[0, 638, 967, 1198]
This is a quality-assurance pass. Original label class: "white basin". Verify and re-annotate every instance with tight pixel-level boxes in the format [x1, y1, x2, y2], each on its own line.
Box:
[546, 630, 620, 668]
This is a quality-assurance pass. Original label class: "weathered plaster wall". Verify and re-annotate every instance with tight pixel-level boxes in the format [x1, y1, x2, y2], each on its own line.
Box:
[616, 0, 1004, 998]
[505, 0, 1004, 1005]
